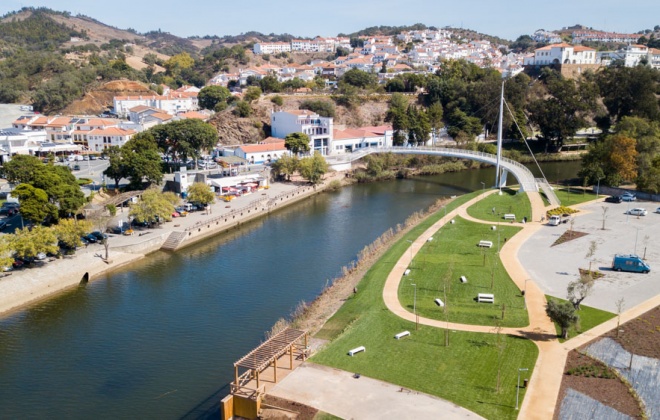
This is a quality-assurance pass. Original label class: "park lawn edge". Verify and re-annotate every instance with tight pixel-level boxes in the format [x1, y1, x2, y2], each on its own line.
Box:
[312, 191, 539, 420]
[545, 295, 615, 343]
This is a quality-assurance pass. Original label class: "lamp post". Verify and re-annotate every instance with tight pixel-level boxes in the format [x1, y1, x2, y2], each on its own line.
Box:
[634, 227, 640, 255]
[626, 200, 631, 223]
[596, 176, 602, 198]
[480, 181, 485, 198]
[406, 239, 414, 268]
[516, 367, 529, 410]
[411, 282, 418, 330]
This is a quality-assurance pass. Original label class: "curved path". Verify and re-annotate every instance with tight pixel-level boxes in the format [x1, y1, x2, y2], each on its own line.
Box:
[382, 190, 570, 419]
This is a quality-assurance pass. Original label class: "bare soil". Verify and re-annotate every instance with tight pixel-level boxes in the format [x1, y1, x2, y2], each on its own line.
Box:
[554, 351, 642, 419]
[63, 79, 152, 115]
[551, 230, 589, 247]
[555, 306, 660, 418]
[261, 395, 318, 419]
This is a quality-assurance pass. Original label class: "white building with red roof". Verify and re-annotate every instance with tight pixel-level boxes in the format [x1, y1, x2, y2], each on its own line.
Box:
[331, 125, 394, 154]
[87, 127, 136, 152]
[113, 92, 198, 117]
[235, 138, 287, 164]
[271, 110, 333, 156]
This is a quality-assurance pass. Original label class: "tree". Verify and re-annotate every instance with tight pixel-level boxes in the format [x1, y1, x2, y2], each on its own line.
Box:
[567, 273, 595, 310]
[2, 155, 42, 184]
[121, 133, 163, 189]
[427, 102, 444, 143]
[103, 146, 127, 190]
[233, 100, 252, 117]
[546, 299, 579, 339]
[580, 134, 638, 186]
[198, 85, 231, 111]
[244, 86, 262, 102]
[259, 75, 282, 93]
[271, 154, 299, 181]
[186, 182, 215, 214]
[406, 105, 431, 145]
[12, 226, 58, 259]
[385, 93, 409, 145]
[284, 132, 311, 156]
[585, 240, 598, 273]
[129, 189, 176, 224]
[597, 64, 660, 123]
[12, 183, 57, 224]
[0, 235, 14, 270]
[151, 119, 217, 167]
[299, 99, 336, 118]
[163, 52, 194, 76]
[53, 218, 93, 250]
[298, 152, 328, 184]
[270, 95, 283, 106]
[340, 68, 377, 89]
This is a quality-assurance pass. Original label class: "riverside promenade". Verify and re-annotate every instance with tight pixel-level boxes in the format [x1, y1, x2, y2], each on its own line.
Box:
[0, 177, 338, 317]
[270, 190, 660, 419]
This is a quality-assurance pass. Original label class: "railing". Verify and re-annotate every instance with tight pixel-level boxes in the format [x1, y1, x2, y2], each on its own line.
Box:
[184, 197, 269, 232]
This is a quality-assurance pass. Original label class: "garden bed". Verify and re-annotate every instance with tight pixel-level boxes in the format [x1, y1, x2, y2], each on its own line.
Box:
[551, 230, 588, 247]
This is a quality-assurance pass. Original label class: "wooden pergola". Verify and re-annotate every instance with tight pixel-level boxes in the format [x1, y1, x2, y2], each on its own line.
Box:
[232, 328, 308, 393]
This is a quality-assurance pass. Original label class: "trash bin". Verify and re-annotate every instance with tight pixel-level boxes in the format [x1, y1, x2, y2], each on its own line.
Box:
[523, 378, 529, 388]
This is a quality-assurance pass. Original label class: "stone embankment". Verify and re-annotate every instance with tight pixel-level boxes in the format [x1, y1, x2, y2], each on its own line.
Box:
[0, 178, 340, 318]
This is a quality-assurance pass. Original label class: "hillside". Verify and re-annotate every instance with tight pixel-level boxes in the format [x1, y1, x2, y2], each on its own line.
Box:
[62, 80, 152, 115]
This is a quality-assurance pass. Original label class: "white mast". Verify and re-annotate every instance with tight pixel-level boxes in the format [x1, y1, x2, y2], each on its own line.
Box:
[495, 80, 504, 189]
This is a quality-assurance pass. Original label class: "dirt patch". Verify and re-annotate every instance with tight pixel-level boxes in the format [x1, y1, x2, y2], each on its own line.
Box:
[578, 268, 604, 279]
[554, 351, 642, 419]
[605, 305, 660, 359]
[63, 79, 152, 115]
[261, 395, 319, 419]
[551, 230, 589, 247]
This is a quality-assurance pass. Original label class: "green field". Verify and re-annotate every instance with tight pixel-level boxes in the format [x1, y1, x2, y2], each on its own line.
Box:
[546, 296, 615, 342]
[313, 191, 539, 420]
[399, 216, 527, 327]
[466, 188, 532, 223]
[552, 186, 601, 207]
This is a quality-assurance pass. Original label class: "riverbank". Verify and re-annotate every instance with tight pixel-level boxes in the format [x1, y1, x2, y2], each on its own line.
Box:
[0, 174, 346, 319]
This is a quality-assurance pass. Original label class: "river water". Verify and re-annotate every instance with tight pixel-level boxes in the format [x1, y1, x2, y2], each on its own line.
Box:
[0, 161, 580, 419]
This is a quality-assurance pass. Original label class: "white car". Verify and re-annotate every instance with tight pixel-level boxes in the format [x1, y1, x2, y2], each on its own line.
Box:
[627, 208, 647, 216]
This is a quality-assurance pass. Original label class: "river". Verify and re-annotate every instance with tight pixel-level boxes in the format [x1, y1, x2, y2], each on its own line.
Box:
[0, 161, 581, 419]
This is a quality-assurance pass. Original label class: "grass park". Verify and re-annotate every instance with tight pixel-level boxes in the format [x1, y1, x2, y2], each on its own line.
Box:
[312, 191, 538, 420]
[546, 296, 615, 343]
[466, 188, 533, 223]
[398, 216, 527, 327]
[310, 188, 619, 418]
[539, 185, 600, 207]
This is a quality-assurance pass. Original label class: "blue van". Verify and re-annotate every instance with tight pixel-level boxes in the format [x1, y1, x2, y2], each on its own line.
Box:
[612, 254, 650, 273]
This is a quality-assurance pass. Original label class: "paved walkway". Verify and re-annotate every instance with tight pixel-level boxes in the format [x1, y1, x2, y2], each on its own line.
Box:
[269, 363, 485, 420]
[380, 191, 660, 419]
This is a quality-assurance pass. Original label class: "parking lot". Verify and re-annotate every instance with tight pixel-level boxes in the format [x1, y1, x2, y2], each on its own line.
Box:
[519, 198, 660, 313]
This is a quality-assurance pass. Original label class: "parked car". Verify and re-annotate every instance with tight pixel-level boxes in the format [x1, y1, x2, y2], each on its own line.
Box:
[621, 192, 636, 202]
[83, 233, 98, 243]
[12, 259, 24, 269]
[73, 164, 81, 171]
[605, 195, 622, 203]
[36, 252, 47, 261]
[656, 207, 660, 214]
[0, 220, 6, 230]
[627, 208, 647, 216]
[171, 211, 180, 218]
[90, 231, 108, 241]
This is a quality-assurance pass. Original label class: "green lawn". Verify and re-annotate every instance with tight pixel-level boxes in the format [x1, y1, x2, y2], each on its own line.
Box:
[546, 296, 615, 343]
[399, 216, 527, 327]
[552, 186, 600, 207]
[466, 188, 532, 223]
[314, 412, 342, 420]
[313, 191, 539, 420]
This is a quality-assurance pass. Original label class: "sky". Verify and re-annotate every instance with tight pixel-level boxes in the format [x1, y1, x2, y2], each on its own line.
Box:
[2, 0, 659, 41]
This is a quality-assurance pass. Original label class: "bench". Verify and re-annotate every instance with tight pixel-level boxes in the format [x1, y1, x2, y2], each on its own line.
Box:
[404, 269, 411, 276]
[503, 214, 516, 221]
[434, 298, 445, 307]
[427, 237, 434, 242]
[478, 240, 493, 248]
[394, 331, 411, 340]
[477, 293, 495, 303]
[348, 346, 366, 356]
[460, 276, 468, 283]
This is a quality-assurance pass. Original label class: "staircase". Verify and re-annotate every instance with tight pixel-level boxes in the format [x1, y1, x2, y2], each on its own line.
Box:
[161, 231, 187, 251]
[536, 178, 561, 207]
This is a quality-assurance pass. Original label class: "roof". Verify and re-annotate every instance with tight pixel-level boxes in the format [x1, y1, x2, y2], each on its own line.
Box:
[234, 328, 307, 372]
[149, 112, 173, 121]
[88, 127, 136, 136]
[238, 142, 287, 153]
[285, 110, 318, 117]
[573, 45, 596, 52]
[536, 42, 573, 51]
[178, 111, 208, 120]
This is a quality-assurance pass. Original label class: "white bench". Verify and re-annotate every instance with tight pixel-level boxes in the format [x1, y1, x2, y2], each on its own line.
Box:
[460, 276, 468, 283]
[427, 237, 434, 242]
[348, 346, 366, 356]
[404, 269, 411, 276]
[503, 214, 516, 221]
[478, 240, 493, 248]
[477, 293, 495, 303]
[434, 298, 445, 307]
[394, 331, 411, 340]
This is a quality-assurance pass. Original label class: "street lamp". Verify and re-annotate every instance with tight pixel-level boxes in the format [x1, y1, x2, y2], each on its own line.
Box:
[516, 368, 529, 410]
[596, 176, 603, 198]
[411, 282, 418, 330]
[480, 181, 485, 197]
[406, 239, 414, 268]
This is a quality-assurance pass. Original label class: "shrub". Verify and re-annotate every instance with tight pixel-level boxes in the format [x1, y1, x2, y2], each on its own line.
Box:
[233, 100, 252, 117]
[270, 95, 283, 106]
[299, 99, 336, 118]
[327, 180, 342, 191]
